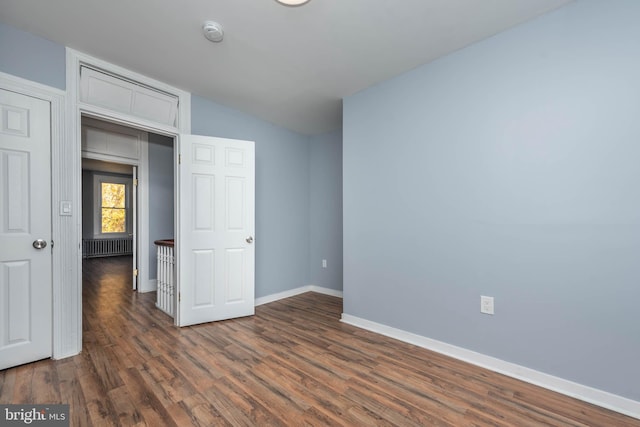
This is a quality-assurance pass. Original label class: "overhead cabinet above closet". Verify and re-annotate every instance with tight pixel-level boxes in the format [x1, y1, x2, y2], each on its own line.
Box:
[79, 66, 179, 127]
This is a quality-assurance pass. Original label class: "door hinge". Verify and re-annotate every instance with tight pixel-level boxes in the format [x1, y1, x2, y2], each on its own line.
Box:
[134, 178, 138, 186]
[178, 292, 181, 302]
[178, 154, 182, 164]
[134, 269, 139, 277]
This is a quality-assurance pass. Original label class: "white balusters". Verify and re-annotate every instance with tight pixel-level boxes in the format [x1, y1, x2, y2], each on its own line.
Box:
[155, 240, 175, 317]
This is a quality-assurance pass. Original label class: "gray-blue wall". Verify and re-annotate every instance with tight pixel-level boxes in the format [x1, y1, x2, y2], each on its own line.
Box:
[0, 22, 65, 89]
[0, 22, 343, 300]
[192, 95, 313, 298]
[148, 133, 175, 279]
[310, 131, 343, 291]
[343, 0, 640, 400]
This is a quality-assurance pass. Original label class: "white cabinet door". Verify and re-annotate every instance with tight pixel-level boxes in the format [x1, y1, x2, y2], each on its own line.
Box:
[177, 135, 255, 326]
[0, 89, 52, 369]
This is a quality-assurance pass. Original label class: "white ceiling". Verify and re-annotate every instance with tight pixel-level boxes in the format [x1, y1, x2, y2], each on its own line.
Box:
[0, 0, 571, 135]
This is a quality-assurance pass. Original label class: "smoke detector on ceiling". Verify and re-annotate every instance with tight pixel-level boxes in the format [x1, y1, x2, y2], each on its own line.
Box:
[275, 0, 311, 5]
[202, 21, 224, 43]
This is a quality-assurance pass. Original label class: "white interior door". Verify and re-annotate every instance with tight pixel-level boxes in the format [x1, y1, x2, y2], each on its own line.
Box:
[0, 89, 52, 369]
[132, 165, 138, 290]
[177, 134, 255, 327]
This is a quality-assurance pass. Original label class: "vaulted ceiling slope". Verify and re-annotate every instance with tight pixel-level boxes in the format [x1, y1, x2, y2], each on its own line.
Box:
[0, 0, 571, 135]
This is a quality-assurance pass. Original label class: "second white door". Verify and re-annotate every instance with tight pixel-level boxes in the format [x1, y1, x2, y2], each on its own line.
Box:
[177, 135, 255, 327]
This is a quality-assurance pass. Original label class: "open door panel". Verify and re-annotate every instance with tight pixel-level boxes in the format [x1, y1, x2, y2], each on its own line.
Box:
[176, 134, 255, 327]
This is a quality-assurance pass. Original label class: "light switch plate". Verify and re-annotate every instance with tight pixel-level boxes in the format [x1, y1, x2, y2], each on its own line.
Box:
[60, 201, 72, 216]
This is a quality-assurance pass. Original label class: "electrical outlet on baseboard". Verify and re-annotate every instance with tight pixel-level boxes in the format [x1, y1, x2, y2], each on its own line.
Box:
[322, 259, 327, 268]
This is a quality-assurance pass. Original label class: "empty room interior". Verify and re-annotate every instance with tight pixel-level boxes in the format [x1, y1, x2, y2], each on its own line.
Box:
[1, 0, 639, 425]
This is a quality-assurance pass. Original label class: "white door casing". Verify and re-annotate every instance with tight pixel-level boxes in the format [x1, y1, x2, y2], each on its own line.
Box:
[0, 89, 52, 369]
[132, 165, 138, 290]
[177, 135, 255, 327]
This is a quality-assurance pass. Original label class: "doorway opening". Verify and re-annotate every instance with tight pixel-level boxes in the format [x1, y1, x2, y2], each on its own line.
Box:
[81, 157, 135, 287]
[80, 115, 176, 332]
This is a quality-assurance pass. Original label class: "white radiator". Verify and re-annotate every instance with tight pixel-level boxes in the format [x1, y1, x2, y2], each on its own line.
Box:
[155, 241, 175, 318]
[83, 238, 133, 258]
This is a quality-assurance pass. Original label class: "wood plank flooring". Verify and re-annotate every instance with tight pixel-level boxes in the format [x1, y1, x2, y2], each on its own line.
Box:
[1, 256, 638, 426]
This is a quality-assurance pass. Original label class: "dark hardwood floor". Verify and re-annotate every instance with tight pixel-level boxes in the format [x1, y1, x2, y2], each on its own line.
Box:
[1, 256, 638, 426]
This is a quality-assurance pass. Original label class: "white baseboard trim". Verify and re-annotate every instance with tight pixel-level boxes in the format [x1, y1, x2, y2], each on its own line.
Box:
[340, 313, 640, 420]
[309, 285, 343, 298]
[255, 286, 309, 306]
[255, 285, 343, 306]
[138, 279, 157, 293]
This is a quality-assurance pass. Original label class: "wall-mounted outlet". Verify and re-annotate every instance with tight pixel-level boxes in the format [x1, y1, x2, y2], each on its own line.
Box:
[480, 296, 494, 315]
[322, 259, 327, 268]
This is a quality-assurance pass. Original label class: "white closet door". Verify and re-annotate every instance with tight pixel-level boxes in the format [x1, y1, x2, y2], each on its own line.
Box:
[0, 89, 52, 369]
